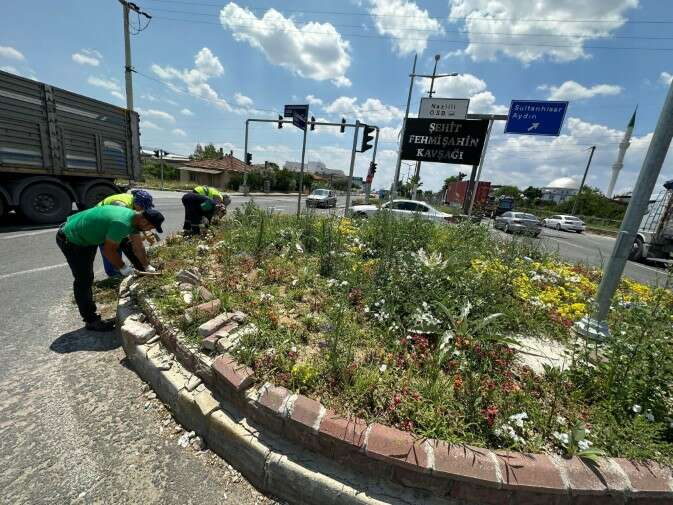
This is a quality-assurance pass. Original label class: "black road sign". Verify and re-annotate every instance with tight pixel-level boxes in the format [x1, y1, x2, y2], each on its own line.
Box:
[400, 118, 489, 165]
[284, 104, 309, 130]
[293, 113, 307, 130]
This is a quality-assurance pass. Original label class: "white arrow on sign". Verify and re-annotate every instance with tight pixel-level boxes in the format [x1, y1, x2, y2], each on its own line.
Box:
[528, 122, 540, 131]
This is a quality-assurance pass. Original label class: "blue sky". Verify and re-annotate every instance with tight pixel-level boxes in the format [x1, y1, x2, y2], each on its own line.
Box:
[2, 0, 673, 193]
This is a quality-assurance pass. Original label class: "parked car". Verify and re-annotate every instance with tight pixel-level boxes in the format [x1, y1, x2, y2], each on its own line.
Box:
[543, 214, 586, 233]
[494, 211, 542, 237]
[350, 199, 451, 223]
[306, 188, 337, 208]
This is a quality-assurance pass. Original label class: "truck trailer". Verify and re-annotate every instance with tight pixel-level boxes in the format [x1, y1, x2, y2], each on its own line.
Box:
[630, 180, 673, 263]
[0, 70, 141, 224]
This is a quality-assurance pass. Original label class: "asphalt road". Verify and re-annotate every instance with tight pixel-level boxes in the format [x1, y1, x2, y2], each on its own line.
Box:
[0, 190, 669, 503]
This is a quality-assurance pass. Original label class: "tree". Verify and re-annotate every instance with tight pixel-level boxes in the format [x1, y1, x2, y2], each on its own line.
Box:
[523, 186, 543, 202]
[442, 173, 467, 191]
[202, 143, 220, 160]
[558, 186, 626, 219]
[495, 185, 521, 199]
[191, 143, 204, 160]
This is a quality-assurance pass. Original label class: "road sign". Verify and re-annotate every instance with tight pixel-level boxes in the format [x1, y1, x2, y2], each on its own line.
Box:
[284, 104, 309, 131]
[419, 98, 469, 119]
[504, 100, 568, 136]
[400, 118, 489, 165]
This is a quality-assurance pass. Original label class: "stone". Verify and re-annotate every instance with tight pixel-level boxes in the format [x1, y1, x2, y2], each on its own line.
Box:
[176, 269, 201, 285]
[432, 442, 499, 485]
[185, 375, 202, 392]
[196, 285, 214, 302]
[191, 435, 206, 451]
[495, 450, 564, 493]
[177, 430, 195, 448]
[178, 282, 193, 291]
[365, 423, 431, 472]
[181, 291, 193, 305]
[212, 354, 254, 395]
[231, 311, 247, 323]
[200, 334, 220, 352]
[120, 320, 156, 345]
[145, 391, 157, 400]
[198, 313, 236, 337]
[184, 300, 222, 324]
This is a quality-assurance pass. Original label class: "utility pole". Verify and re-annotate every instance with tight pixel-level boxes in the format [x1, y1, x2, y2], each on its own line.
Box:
[571, 145, 596, 216]
[118, 1, 150, 111]
[392, 54, 417, 202]
[411, 54, 441, 200]
[574, 80, 673, 340]
[159, 149, 164, 190]
[344, 121, 360, 215]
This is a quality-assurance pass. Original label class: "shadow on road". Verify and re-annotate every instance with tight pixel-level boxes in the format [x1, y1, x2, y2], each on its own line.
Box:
[50, 327, 120, 354]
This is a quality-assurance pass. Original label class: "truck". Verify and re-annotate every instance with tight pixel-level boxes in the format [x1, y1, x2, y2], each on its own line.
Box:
[444, 180, 491, 209]
[484, 195, 515, 218]
[630, 180, 673, 263]
[0, 69, 141, 224]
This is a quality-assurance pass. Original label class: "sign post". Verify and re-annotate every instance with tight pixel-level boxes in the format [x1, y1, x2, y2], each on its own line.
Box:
[419, 98, 469, 120]
[504, 100, 568, 136]
[344, 121, 360, 215]
[283, 104, 310, 216]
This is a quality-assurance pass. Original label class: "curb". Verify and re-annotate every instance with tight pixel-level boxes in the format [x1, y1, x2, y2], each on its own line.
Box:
[117, 278, 673, 505]
[117, 288, 452, 505]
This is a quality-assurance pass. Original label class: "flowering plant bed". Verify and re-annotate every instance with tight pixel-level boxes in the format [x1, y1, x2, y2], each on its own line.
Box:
[137, 203, 673, 464]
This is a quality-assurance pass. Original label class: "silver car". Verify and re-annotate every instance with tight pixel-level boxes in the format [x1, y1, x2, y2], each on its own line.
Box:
[306, 188, 337, 208]
[543, 214, 586, 233]
[494, 211, 542, 237]
[350, 199, 451, 223]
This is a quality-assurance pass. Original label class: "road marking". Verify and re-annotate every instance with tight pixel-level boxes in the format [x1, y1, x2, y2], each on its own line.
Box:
[0, 262, 68, 280]
[0, 228, 58, 240]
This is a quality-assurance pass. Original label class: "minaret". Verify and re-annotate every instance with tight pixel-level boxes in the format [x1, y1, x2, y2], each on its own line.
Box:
[606, 107, 637, 198]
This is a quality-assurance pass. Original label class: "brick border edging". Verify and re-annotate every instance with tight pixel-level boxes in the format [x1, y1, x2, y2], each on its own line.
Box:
[118, 278, 673, 505]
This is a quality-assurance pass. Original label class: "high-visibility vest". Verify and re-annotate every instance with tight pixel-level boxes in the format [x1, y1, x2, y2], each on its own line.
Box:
[97, 193, 134, 208]
[194, 185, 222, 200]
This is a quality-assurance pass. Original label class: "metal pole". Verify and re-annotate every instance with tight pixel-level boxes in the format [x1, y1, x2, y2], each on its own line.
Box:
[467, 119, 494, 216]
[120, 1, 134, 111]
[574, 80, 673, 340]
[296, 125, 308, 216]
[345, 121, 360, 215]
[571, 145, 596, 216]
[392, 53, 417, 203]
[411, 55, 440, 201]
[243, 119, 249, 194]
[365, 127, 379, 204]
[159, 149, 164, 190]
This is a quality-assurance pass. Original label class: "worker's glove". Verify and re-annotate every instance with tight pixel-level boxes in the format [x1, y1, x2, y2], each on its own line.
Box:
[119, 265, 134, 277]
[145, 265, 156, 273]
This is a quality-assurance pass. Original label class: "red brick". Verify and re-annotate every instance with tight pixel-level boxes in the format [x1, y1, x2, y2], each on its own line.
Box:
[510, 491, 571, 505]
[432, 442, 499, 485]
[200, 334, 219, 351]
[289, 395, 323, 431]
[496, 451, 565, 493]
[318, 410, 368, 448]
[559, 456, 610, 495]
[615, 459, 672, 496]
[365, 423, 430, 472]
[247, 383, 291, 433]
[212, 354, 254, 393]
[185, 299, 221, 322]
[573, 496, 625, 505]
[213, 321, 239, 338]
[257, 384, 291, 416]
[450, 481, 511, 505]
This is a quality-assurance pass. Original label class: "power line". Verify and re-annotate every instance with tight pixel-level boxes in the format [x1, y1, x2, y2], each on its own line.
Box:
[149, 15, 673, 51]
[144, 0, 673, 25]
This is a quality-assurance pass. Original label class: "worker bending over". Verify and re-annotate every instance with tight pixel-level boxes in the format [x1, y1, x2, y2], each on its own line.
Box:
[182, 185, 229, 236]
[97, 189, 156, 276]
[56, 205, 165, 331]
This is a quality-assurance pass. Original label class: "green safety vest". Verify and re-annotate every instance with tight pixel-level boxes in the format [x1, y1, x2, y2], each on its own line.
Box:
[97, 193, 134, 209]
[194, 186, 221, 200]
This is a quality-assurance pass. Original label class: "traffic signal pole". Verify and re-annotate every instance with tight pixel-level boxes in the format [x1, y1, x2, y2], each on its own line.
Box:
[365, 127, 379, 204]
[344, 121, 361, 215]
[392, 54, 417, 202]
[296, 126, 308, 216]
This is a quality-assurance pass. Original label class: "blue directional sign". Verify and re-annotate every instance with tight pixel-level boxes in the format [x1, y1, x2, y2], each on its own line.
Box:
[504, 100, 568, 136]
[284, 104, 309, 131]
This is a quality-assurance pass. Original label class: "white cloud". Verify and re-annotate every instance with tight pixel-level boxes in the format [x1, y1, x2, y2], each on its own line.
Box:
[180, 108, 194, 116]
[141, 120, 161, 130]
[87, 76, 121, 92]
[368, 0, 443, 56]
[660, 72, 673, 86]
[547, 176, 578, 188]
[447, 0, 639, 63]
[172, 128, 187, 137]
[137, 108, 176, 124]
[72, 49, 102, 66]
[110, 91, 125, 101]
[219, 2, 352, 87]
[540, 80, 622, 101]
[421, 73, 508, 114]
[0, 46, 24, 61]
[142, 93, 158, 102]
[306, 95, 323, 106]
[324, 97, 404, 124]
[151, 47, 232, 111]
[234, 92, 254, 108]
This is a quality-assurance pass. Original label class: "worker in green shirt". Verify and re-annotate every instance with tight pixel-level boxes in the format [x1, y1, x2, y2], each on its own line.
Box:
[182, 185, 230, 236]
[56, 206, 165, 331]
[96, 189, 155, 277]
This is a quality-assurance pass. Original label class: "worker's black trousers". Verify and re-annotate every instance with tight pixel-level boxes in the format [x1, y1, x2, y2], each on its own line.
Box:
[182, 192, 213, 236]
[56, 231, 99, 323]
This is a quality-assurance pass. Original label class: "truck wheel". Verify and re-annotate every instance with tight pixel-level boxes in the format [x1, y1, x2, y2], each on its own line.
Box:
[629, 237, 645, 262]
[83, 184, 117, 209]
[19, 183, 72, 224]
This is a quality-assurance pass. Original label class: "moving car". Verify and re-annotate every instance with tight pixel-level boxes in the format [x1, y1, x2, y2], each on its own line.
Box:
[350, 199, 451, 223]
[306, 188, 337, 208]
[494, 211, 542, 237]
[543, 214, 586, 233]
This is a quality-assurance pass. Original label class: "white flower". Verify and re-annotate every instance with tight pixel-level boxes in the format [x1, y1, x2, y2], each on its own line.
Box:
[327, 279, 338, 287]
[290, 345, 297, 353]
[509, 412, 528, 428]
[364, 306, 370, 313]
[497, 423, 522, 443]
[439, 330, 454, 351]
[556, 416, 567, 426]
[553, 432, 570, 446]
[577, 439, 592, 451]
[291, 279, 298, 286]
[340, 280, 348, 287]
[414, 248, 447, 269]
[260, 293, 274, 302]
[379, 364, 387, 373]
[295, 243, 304, 253]
[197, 244, 210, 253]
[632, 404, 642, 413]
[645, 409, 655, 422]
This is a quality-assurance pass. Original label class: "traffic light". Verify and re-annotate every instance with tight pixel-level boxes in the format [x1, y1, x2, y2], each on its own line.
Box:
[153, 149, 168, 158]
[366, 161, 377, 183]
[277, 114, 283, 129]
[340, 118, 346, 133]
[360, 124, 375, 152]
[310, 116, 315, 131]
[245, 152, 252, 165]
